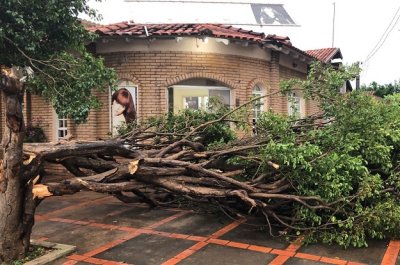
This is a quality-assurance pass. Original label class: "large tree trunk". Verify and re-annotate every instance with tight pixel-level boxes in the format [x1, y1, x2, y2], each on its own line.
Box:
[0, 75, 35, 262]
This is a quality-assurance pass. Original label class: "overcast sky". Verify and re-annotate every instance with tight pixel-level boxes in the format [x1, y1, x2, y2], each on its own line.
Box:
[84, 0, 400, 85]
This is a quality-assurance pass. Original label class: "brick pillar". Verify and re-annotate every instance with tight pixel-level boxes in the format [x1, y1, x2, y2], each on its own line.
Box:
[269, 51, 286, 114]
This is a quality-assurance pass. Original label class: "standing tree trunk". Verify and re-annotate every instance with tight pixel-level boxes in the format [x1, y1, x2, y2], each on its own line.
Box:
[0, 73, 35, 262]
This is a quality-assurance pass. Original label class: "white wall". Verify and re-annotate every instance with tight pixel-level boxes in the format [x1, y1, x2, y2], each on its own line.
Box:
[96, 36, 271, 61]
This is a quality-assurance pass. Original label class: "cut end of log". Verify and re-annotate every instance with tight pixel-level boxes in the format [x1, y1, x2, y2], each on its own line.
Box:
[128, 160, 140, 174]
[33, 184, 53, 199]
[23, 154, 36, 165]
[268, 161, 280, 169]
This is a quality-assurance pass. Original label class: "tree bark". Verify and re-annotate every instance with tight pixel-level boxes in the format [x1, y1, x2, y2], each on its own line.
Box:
[0, 75, 35, 262]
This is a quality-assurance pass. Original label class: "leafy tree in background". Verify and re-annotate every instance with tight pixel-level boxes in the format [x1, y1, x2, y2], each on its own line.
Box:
[361, 81, 400, 98]
[0, 0, 115, 261]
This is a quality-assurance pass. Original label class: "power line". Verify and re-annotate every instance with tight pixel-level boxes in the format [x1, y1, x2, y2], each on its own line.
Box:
[364, 6, 400, 64]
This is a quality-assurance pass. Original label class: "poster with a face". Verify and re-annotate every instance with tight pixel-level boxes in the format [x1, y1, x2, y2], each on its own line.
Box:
[251, 4, 295, 25]
[111, 86, 137, 134]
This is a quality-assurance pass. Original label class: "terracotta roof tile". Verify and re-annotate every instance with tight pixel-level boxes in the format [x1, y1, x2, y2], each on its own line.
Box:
[87, 22, 266, 42]
[86, 22, 318, 60]
[305, 48, 342, 63]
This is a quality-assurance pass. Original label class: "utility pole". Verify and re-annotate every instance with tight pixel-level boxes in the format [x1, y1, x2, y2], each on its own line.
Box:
[332, 2, 336, 47]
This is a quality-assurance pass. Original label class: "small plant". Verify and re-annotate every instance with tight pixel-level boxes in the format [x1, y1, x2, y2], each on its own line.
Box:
[24, 117, 47, 143]
[115, 121, 138, 136]
[7, 246, 46, 265]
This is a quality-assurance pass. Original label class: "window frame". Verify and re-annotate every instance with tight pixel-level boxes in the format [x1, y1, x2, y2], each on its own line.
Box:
[167, 85, 233, 113]
[53, 110, 68, 141]
[251, 84, 266, 135]
[57, 117, 68, 139]
[252, 84, 265, 123]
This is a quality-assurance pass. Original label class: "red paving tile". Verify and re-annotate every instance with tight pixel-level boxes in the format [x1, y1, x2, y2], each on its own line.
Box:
[207, 238, 230, 245]
[174, 249, 196, 260]
[319, 256, 347, 265]
[169, 233, 190, 239]
[187, 235, 208, 241]
[153, 231, 173, 237]
[62, 261, 78, 265]
[189, 241, 208, 251]
[74, 220, 91, 225]
[161, 258, 181, 265]
[268, 240, 302, 264]
[85, 257, 108, 264]
[381, 240, 400, 265]
[48, 217, 76, 223]
[226, 241, 250, 249]
[83, 239, 128, 257]
[294, 252, 321, 261]
[160, 220, 248, 264]
[270, 249, 296, 257]
[116, 226, 137, 232]
[347, 262, 368, 265]
[248, 245, 272, 253]
[210, 219, 244, 238]
[268, 255, 290, 265]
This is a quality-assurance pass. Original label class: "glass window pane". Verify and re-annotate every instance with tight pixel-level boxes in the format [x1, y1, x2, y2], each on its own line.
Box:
[168, 87, 174, 113]
[170, 86, 231, 113]
[184, 96, 200, 109]
[209, 89, 230, 106]
[172, 87, 208, 113]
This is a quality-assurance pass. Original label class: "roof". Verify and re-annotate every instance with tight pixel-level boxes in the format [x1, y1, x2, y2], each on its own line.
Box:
[87, 22, 298, 46]
[305, 48, 343, 63]
[87, 22, 316, 61]
[88, 22, 266, 42]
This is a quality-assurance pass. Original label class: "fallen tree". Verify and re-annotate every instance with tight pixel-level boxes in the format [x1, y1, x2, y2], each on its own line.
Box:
[22, 63, 400, 248]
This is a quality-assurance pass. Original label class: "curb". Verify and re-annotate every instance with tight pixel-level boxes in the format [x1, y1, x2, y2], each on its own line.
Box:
[25, 240, 76, 265]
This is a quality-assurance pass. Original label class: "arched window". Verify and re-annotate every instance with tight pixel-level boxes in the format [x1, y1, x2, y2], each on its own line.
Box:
[111, 80, 138, 135]
[287, 91, 302, 118]
[168, 78, 232, 113]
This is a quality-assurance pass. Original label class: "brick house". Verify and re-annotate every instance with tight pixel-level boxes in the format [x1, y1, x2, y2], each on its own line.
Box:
[1, 23, 330, 142]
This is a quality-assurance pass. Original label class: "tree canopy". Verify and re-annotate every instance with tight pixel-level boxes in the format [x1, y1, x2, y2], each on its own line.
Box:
[0, 0, 116, 122]
[361, 81, 400, 98]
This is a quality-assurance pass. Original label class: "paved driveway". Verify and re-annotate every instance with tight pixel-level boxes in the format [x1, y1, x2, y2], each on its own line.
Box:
[32, 192, 400, 265]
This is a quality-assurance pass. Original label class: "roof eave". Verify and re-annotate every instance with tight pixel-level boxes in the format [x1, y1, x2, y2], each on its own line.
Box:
[93, 34, 264, 45]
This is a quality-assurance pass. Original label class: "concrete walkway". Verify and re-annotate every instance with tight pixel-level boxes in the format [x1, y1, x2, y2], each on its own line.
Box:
[32, 192, 400, 265]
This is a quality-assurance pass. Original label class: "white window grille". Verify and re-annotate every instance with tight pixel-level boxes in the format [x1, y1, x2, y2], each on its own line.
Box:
[57, 117, 68, 139]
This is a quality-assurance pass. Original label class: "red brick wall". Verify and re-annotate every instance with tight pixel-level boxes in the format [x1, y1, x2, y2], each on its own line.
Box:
[0, 50, 311, 142]
[30, 93, 54, 141]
